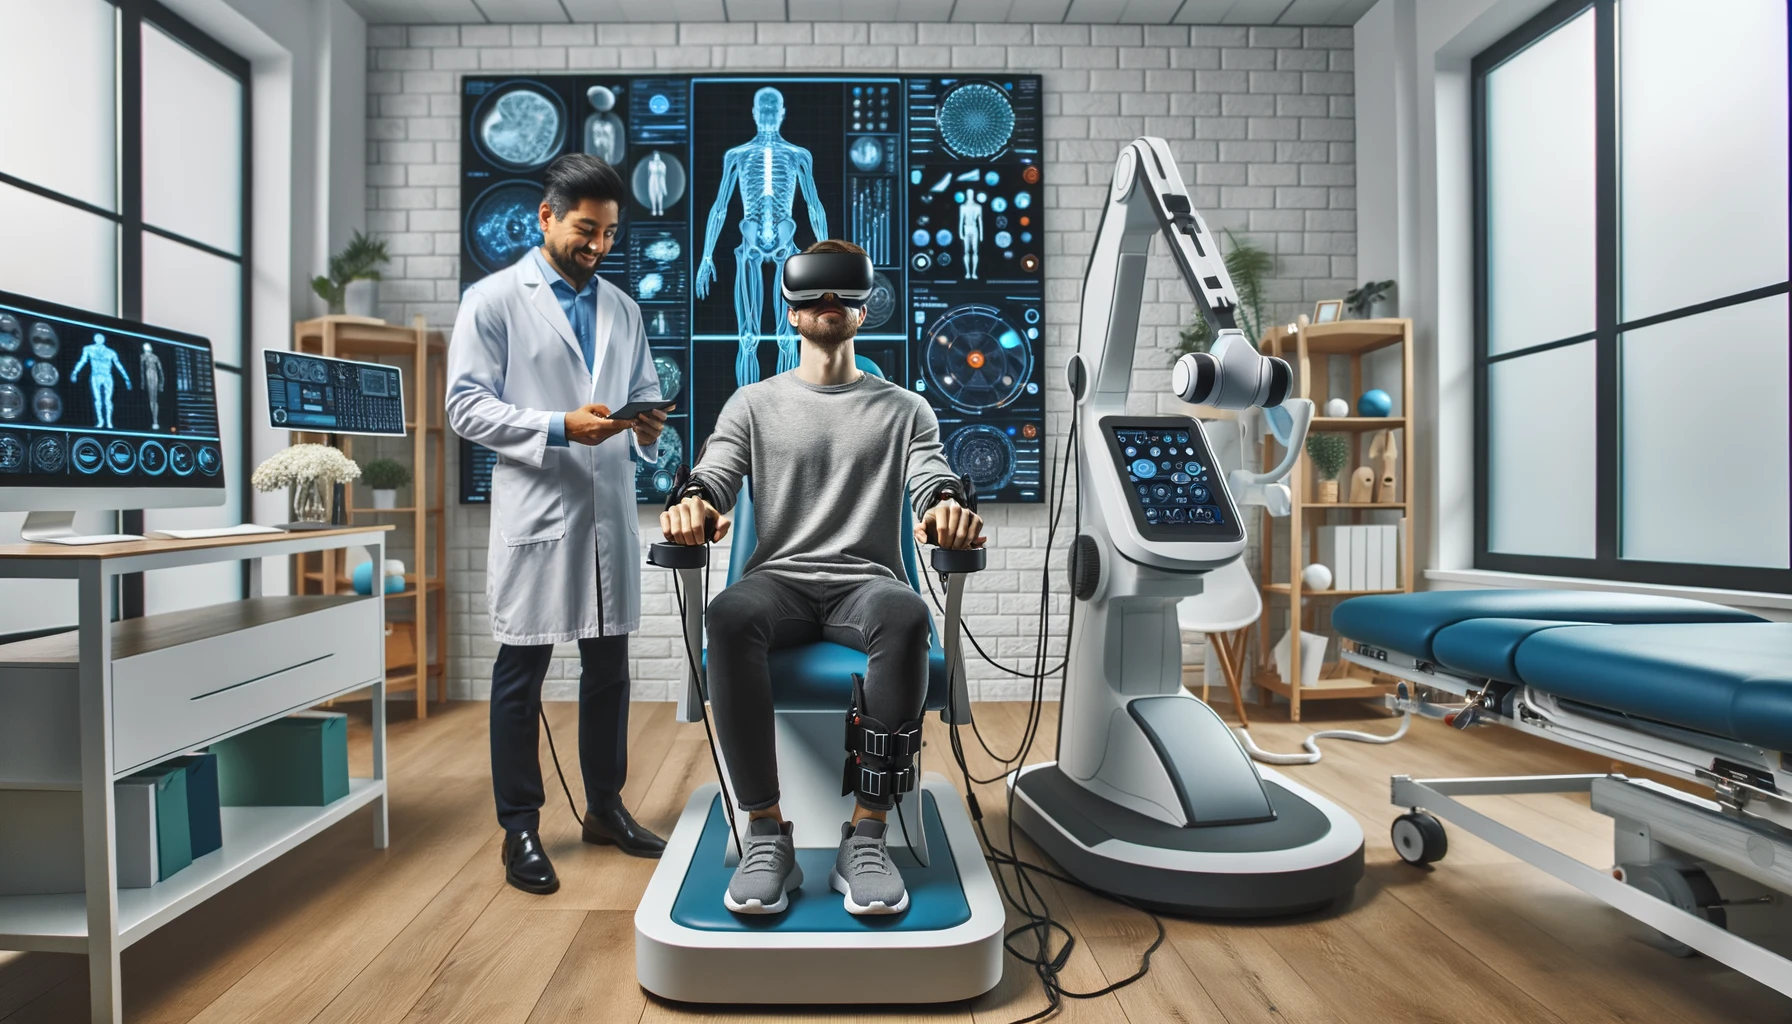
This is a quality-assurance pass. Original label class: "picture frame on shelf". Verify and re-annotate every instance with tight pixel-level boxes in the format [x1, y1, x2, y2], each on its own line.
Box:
[1313, 299, 1344, 324]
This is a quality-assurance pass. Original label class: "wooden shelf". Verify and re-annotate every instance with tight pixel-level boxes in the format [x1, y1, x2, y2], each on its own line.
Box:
[1262, 584, 1405, 597]
[1310, 416, 1405, 431]
[345, 506, 445, 516]
[1255, 672, 1397, 702]
[1288, 318, 1408, 356]
[1301, 501, 1407, 510]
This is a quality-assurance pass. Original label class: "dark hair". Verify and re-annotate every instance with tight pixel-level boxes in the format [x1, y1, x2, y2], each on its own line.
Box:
[541, 154, 626, 219]
[804, 239, 868, 257]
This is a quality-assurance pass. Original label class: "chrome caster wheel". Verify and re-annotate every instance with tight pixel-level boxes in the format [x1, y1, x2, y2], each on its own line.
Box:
[1392, 811, 1447, 866]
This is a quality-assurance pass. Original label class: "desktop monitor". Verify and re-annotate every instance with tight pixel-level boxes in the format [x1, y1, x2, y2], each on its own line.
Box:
[264, 350, 405, 436]
[0, 289, 224, 541]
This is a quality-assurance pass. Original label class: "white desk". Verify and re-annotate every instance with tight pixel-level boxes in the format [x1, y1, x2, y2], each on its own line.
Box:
[0, 527, 393, 1024]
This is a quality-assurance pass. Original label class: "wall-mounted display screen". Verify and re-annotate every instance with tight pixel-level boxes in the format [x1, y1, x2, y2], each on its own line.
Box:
[0, 290, 223, 491]
[264, 351, 405, 436]
[1100, 417, 1242, 542]
[458, 73, 1045, 505]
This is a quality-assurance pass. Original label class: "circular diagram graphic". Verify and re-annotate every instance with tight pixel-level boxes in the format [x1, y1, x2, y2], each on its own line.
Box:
[30, 360, 57, 386]
[583, 112, 625, 163]
[474, 83, 565, 171]
[0, 356, 19, 382]
[922, 305, 1034, 413]
[946, 424, 1017, 494]
[631, 151, 685, 215]
[466, 180, 547, 275]
[169, 443, 195, 477]
[653, 354, 683, 400]
[32, 434, 65, 473]
[72, 436, 105, 474]
[0, 385, 22, 420]
[862, 273, 896, 331]
[139, 440, 168, 475]
[106, 439, 137, 475]
[937, 82, 1016, 159]
[196, 445, 221, 476]
[636, 423, 683, 496]
[281, 355, 304, 379]
[849, 136, 883, 172]
[0, 433, 23, 472]
[32, 388, 61, 423]
[0, 315, 19, 352]
[29, 323, 58, 359]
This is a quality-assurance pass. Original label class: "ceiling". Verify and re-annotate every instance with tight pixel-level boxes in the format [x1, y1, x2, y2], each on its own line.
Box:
[346, 0, 1376, 27]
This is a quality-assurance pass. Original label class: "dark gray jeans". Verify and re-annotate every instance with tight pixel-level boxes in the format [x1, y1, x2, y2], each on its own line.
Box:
[706, 571, 933, 812]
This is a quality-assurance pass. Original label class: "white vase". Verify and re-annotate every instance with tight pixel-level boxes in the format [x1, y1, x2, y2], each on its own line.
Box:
[372, 488, 398, 509]
[344, 279, 379, 319]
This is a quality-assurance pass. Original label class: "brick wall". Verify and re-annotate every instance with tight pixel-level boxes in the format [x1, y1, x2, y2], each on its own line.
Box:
[361, 20, 1356, 701]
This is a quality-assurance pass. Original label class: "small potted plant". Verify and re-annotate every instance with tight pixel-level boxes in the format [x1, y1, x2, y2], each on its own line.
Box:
[251, 444, 360, 525]
[1305, 432, 1349, 503]
[311, 230, 390, 318]
[360, 457, 411, 510]
[1345, 279, 1397, 319]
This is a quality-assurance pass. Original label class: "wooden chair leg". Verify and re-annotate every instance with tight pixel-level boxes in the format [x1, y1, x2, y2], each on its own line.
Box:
[1205, 630, 1251, 728]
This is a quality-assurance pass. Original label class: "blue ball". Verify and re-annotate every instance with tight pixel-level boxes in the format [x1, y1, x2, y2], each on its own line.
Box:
[1357, 388, 1393, 417]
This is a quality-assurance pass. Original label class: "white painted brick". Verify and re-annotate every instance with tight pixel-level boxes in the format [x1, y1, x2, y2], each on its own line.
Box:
[786, 45, 844, 67]
[542, 24, 596, 46]
[758, 22, 814, 44]
[461, 25, 511, 46]
[815, 22, 869, 44]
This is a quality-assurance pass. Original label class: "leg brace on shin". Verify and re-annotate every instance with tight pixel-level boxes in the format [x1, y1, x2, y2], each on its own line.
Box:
[841, 674, 923, 810]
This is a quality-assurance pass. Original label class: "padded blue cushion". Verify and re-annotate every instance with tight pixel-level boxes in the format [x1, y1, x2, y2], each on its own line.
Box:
[670, 792, 971, 933]
[1512, 622, 1792, 751]
[1430, 618, 1591, 683]
[1332, 589, 1764, 661]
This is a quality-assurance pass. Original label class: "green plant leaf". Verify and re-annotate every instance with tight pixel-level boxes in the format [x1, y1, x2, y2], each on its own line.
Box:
[1304, 432, 1350, 479]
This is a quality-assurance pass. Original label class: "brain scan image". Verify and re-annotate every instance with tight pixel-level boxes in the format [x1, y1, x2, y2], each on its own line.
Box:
[0, 384, 22, 420]
[644, 236, 682, 264]
[0, 356, 19, 382]
[637, 422, 683, 496]
[584, 112, 625, 163]
[946, 424, 1018, 493]
[0, 315, 18, 352]
[476, 85, 565, 170]
[32, 434, 64, 473]
[638, 273, 665, 300]
[850, 136, 883, 172]
[0, 432, 23, 472]
[923, 305, 1033, 413]
[938, 82, 1016, 159]
[653, 354, 684, 399]
[466, 181, 546, 274]
[862, 273, 896, 331]
[32, 387, 62, 423]
[632, 150, 686, 216]
[29, 323, 58, 359]
[30, 360, 57, 386]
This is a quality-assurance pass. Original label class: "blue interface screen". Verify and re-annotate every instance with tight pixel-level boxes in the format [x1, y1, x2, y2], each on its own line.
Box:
[1112, 425, 1232, 532]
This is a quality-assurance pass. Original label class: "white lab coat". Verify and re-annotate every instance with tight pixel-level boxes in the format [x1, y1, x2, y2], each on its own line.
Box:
[446, 252, 662, 645]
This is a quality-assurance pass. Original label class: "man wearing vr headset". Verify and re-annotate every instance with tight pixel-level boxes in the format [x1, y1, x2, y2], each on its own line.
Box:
[662, 239, 986, 916]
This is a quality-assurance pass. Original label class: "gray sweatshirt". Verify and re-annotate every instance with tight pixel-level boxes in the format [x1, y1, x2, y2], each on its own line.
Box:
[687, 371, 960, 581]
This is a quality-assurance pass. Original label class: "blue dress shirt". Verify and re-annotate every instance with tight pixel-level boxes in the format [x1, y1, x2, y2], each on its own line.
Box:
[534, 247, 597, 447]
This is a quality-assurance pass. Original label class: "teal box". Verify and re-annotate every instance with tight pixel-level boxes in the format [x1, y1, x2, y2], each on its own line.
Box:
[170, 753, 223, 858]
[126, 764, 193, 881]
[213, 712, 350, 807]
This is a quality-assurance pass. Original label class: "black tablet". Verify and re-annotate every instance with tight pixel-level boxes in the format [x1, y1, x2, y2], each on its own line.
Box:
[608, 398, 677, 420]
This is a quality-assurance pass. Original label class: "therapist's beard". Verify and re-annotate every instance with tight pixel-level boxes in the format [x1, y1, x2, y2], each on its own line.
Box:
[795, 307, 859, 350]
[544, 239, 601, 290]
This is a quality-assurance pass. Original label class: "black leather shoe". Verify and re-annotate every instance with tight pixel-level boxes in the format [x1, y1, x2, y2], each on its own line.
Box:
[501, 829, 559, 894]
[582, 803, 667, 858]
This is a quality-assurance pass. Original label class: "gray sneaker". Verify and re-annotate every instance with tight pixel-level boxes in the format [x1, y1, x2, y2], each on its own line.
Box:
[724, 817, 802, 914]
[830, 818, 909, 915]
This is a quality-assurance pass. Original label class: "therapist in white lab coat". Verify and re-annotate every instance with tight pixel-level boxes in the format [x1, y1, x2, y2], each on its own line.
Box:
[447, 155, 668, 896]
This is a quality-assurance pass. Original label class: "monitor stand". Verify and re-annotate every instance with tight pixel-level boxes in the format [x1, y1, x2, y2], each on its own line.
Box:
[20, 511, 145, 546]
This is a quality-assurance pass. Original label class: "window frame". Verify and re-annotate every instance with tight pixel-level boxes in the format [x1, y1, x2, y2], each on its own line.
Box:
[1471, 0, 1792, 592]
[0, 0, 252, 613]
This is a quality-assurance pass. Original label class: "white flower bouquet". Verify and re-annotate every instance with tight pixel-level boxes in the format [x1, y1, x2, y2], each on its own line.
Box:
[251, 444, 361, 491]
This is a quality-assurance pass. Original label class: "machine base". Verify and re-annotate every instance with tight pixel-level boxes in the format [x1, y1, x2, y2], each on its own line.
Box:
[635, 777, 1005, 1003]
[1011, 762, 1364, 917]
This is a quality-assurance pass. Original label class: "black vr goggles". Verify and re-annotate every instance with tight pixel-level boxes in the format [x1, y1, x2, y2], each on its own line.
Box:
[781, 251, 874, 310]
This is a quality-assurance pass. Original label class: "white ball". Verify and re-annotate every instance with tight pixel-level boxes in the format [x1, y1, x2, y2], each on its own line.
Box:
[1324, 398, 1350, 419]
[1302, 563, 1333, 591]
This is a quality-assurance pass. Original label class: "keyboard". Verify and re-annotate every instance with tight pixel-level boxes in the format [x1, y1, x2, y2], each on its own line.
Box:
[148, 524, 287, 540]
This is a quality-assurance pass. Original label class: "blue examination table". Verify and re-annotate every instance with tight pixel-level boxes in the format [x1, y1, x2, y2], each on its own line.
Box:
[1332, 590, 1792, 996]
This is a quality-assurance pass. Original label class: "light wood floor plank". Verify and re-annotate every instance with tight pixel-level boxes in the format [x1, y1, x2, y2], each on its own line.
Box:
[525, 910, 647, 1024]
[397, 905, 585, 1024]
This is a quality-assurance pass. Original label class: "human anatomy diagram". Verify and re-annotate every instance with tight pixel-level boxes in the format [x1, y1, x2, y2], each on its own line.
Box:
[140, 343, 165, 430]
[694, 87, 829, 386]
[959, 191, 984, 280]
[647, 151, 669, 216]
[70, 333, 131, 430]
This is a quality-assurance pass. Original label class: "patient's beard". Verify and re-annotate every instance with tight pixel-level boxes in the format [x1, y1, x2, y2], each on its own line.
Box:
[797, 307, 859, 350]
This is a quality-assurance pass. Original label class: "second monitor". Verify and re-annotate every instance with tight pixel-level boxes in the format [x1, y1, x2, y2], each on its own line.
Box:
[265, 351, 405, 436]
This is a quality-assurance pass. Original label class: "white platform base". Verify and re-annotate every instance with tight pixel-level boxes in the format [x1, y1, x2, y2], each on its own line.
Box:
[634, 776, 1005, 1004]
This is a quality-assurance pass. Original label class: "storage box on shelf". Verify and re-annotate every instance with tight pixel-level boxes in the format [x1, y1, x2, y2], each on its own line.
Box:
[289, 315, 449, 718]
[1255, 318, 1415, 721]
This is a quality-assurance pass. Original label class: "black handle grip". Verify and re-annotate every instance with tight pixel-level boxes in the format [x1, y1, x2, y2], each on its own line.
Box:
[648, 541, 708, 569]
[930, 547, 987, 574]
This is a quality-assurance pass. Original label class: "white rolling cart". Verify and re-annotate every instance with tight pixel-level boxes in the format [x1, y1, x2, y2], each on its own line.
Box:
[0, 526, 393, 1024]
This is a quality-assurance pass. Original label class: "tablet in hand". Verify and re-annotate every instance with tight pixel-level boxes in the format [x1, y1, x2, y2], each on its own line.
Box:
[608, 399, 677, 420]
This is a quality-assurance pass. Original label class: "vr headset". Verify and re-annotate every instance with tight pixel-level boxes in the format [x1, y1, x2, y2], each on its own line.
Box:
[781, 251, 873, 310]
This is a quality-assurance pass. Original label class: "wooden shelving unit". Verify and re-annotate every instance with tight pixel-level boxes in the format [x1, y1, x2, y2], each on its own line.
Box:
[1255, 318, 1415, 721]
[289, 315, 449, 719]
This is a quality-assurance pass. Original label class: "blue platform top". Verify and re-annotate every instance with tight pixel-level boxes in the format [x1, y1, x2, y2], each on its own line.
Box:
[670, 792, 973, 933]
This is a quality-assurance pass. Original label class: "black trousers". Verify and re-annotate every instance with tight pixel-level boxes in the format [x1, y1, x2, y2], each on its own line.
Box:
[706, 573, 933, 812]
[490, 635, 630, 833]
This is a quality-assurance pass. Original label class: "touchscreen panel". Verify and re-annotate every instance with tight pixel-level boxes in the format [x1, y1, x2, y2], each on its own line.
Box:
[1103, 418, 1242, 541]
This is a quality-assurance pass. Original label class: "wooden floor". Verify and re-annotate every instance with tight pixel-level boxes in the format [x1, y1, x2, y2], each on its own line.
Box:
[2, 698, 1787, 1023]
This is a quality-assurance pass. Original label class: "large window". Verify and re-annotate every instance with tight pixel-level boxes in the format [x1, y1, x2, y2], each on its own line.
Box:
[1473, 0, 1790, 591]
[0, 0, 251, 617]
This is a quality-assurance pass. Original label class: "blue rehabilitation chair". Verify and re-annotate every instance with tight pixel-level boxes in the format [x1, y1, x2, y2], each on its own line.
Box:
[633, 357, 1004, 1004]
